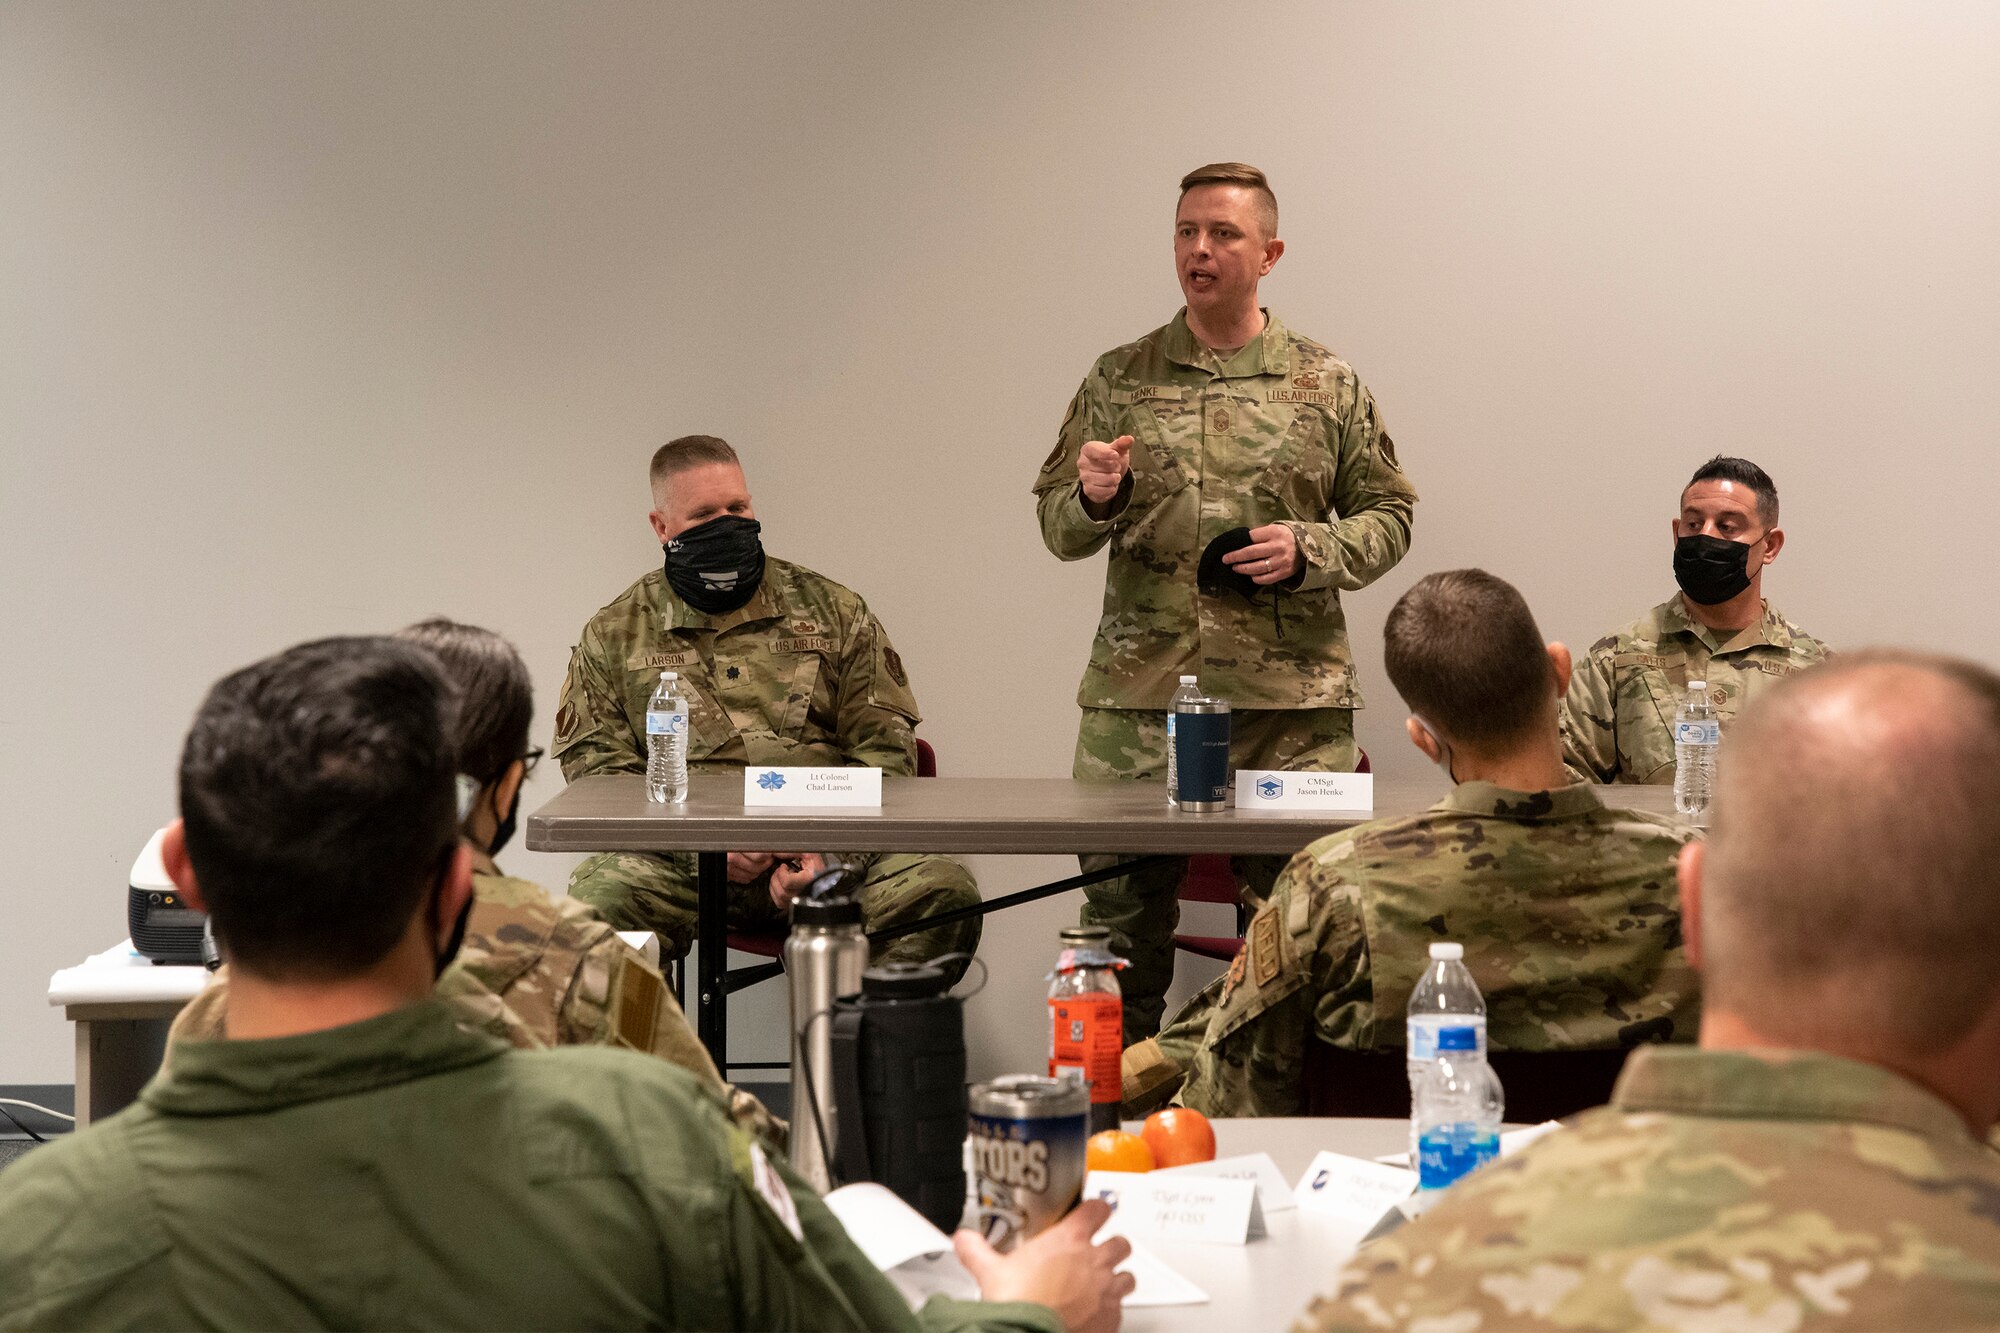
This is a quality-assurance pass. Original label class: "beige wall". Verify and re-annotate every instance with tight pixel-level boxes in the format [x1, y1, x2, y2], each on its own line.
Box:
[4, 1, 1995, 1084]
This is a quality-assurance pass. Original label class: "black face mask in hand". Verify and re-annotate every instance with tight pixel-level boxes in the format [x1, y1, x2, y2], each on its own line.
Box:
[665, 515, 767, 614]
[1673, 534, 1757, 606]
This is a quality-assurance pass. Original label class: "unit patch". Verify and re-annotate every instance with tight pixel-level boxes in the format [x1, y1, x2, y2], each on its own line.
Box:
[884, 647, 908, 686]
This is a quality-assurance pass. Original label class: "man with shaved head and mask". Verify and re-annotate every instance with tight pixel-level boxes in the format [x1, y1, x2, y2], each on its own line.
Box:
[1301, 651, 2000, 1331]
[1562, 455, 1832, 785]
[555, 434, 979, 976]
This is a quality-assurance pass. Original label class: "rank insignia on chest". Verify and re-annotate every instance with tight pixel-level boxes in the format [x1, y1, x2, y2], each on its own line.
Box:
[1211, 409, 1231, 433]
[726, 666, 742, 681]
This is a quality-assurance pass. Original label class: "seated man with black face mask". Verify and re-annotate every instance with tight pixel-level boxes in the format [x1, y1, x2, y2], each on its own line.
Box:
[164, 618, 785, 1147]
[1561, 455, 1833, 785]
[0, 637, 1129, 1330]
[556, 435, 980, 974]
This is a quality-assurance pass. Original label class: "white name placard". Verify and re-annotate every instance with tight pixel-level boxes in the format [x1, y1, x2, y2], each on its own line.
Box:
[1235, 769, 1374, 812]
[1293, 1151, 1416, 1227]
[1084, 1170, 1266, 1246]
[1152, 1151, 1296, 1213]
[742, 766, 883, 807]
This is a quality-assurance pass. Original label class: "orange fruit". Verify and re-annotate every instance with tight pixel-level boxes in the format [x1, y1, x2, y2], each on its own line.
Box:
[1140, 1108, 1217, 1167]
[1086, 1129, 1156, 1174]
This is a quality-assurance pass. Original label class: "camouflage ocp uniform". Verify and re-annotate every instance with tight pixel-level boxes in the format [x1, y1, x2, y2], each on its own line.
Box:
[1123, 782, 1697, 1117]
[1561, 594, 1833, 784]
[554, 557, 979, 972]
[1298, 1047, 2000, 1332]
[1034, 309, 1417, 1039]
[168, 852, 786, 1147]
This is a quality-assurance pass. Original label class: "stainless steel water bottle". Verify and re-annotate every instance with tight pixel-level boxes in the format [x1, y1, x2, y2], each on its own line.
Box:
[786, 866, 869, 1192]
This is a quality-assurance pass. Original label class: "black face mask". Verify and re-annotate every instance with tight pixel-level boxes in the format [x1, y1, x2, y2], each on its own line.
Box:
[665, 515, 766, 614]
[434, 892, 474, 980]
[1197, 527, 1261, 599]
[487, 788, 519, 858]
[1673, 534, 1758, 606]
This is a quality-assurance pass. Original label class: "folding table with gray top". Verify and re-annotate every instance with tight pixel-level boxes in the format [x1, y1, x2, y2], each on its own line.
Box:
[526, 773, 1673, 1064]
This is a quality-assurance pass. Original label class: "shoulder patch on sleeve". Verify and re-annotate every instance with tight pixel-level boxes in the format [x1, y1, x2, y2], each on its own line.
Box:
[1040, 440, 1068, 474]
[1250, 909, 1283, 988]
[748, 1141, 804, 1241]
[883, 646, 908, 687]
[610, 952, 664, 1052]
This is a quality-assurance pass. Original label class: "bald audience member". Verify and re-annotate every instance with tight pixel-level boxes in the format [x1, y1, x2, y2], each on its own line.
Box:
[1300, 651, 2000, 1332]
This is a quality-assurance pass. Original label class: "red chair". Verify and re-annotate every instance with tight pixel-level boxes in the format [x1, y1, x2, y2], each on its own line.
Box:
[714, 740, 938, 1071]
[1172, 750, 1371, 961]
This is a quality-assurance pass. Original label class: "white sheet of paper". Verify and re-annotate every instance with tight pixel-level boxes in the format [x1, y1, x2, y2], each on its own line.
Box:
[1234, 769, 1374, 811]
[47, 940, 209, 1007]
[742, 766, 883, 806]
[1501, 1120, 1564, 1155]
[826, 1182, 1207, 1310]
[1153, 1151, 1297, 1212]
[1293, 1152, 1417, 1226]
[823, 1183, 952, 1270]
[1086, 1170, 1265, 1245]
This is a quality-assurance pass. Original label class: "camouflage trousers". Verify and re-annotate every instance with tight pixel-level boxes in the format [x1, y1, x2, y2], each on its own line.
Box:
[1073, 705, 1357, 1044]
[566, 849, 982, 981]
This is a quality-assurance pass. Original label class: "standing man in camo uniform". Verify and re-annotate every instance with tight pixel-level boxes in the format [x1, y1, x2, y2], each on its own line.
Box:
[1033, 162, 1418, 1040]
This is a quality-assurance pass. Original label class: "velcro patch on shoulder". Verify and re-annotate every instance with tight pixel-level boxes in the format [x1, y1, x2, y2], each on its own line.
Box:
[610, 953, 664, 1052]
[1250, 910, 1283, 988]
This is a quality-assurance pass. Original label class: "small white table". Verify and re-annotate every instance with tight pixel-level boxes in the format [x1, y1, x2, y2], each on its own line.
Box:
[50, 933, 663, 1128]
[1121, 1117, 1413, 1333]
[48, 940, 207, 1129]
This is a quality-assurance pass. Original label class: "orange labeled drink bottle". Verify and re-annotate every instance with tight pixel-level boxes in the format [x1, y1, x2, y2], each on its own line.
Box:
[1048, 925, 1126, 1134]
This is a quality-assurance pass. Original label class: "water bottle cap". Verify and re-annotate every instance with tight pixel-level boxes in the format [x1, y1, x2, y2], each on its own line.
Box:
[1687, 680, 1706, 691]
[1437, 1025, 1479, 1051]
[1059, 925, 1112, 944]
[659, 670, 677, 681]
[790, 865, 864, 926]
[1429, 942, 1464, 961]
[1179, 675, 1198, 683]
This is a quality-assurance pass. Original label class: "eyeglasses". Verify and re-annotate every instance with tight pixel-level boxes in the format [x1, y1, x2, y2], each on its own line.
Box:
[519, 746, 545, 780]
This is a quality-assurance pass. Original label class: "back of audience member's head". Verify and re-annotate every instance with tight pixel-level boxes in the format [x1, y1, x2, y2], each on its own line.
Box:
[1384, 569, 1556, 750]
[394, 617, 533, 786]
[1700, 650, 2000, 1057]
[177, 636, 460, 982]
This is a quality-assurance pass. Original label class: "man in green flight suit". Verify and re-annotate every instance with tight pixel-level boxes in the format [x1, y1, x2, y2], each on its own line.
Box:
[1124, 570, 1697, 1117]
[558, 434, 979, 974]
[0, 636, 1131, 1330]
[1562, 455, 1833, 784]
[1302, 650, 2000, 1331]
[1033, 162, 1419, 1041]
[166, 617, 785, 1146]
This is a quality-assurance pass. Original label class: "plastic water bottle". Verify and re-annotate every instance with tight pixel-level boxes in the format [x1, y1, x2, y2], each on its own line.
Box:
[1407, 941, 1486, 1165]
[1674, 680, 1720, 823]
[645, 670, 689, 804]
[1412, 1025, 1504, 1194]
[1165, 675, 1201, 806]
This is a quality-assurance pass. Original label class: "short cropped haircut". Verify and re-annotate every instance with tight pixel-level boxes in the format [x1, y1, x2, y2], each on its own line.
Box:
[1703, 650, 2000, 1053]
[178, 637, 460, 981]
[1383, 570, 1554, 748]
[649, 434, 741, 492]
[395, 618, 533, 785]
[1685, 455, 1779, 526]
[1179, 162, 1278, 240]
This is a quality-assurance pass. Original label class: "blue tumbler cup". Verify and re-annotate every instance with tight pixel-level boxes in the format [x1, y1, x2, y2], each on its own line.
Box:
[1173, 697, 1232, 812]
